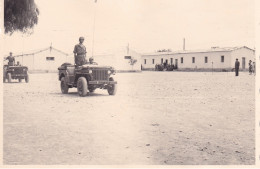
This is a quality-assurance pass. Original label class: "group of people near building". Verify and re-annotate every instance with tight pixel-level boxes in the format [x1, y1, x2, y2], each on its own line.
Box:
[248, 60, 256, 75]
[234, 58, 255, 76]
[155, 62, 177, 71]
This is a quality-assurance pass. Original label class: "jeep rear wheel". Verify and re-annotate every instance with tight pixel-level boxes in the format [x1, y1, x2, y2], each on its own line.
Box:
[25, 75, 29, 83]
[107, 77, 117, 95]
[7, 73, 11, 83]
[77, 77, 88, 97]
[61, 77, 69, 94]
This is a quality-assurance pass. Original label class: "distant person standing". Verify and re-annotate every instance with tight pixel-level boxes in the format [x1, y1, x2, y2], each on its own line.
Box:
[235, 58, 240, 76]
[248, 60, 252, 75]
[6, 52, 15, 66]
[73, 37, 87, 66]
[253, 62, 256, 75]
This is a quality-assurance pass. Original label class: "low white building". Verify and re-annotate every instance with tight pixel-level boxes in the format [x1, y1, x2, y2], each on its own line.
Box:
[141, 46, 255, 71]
[93, 48, 141, 72]
[4, 46, 72, 72]
[4, 46, 141, 72]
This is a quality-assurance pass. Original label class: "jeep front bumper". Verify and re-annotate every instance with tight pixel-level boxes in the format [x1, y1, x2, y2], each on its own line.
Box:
[88, 81, 117, 85]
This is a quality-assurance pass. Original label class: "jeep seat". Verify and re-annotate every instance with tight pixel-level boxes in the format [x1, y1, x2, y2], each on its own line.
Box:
[67, 66, 75, 75]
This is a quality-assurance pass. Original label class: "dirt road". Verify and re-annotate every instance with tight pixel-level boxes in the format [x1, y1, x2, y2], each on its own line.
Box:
[3, 71, 255, 165]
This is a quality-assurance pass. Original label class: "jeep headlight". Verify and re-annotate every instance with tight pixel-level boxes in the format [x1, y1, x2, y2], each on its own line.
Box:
[107, 70, 111, 74]
[89, 70, 92, 73]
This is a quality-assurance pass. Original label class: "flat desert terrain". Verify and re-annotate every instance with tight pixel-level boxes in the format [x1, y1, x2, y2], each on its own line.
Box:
[3, 71, 255, 165]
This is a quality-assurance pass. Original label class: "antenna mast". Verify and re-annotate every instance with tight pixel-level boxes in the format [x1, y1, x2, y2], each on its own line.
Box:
[91, 0, 98, 58]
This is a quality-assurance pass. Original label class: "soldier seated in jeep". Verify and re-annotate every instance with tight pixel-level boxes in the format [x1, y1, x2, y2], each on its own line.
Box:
[88, 57, 98, 65]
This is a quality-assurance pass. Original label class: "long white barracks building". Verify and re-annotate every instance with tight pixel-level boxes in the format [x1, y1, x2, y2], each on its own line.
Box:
[141, 46, 255, 71]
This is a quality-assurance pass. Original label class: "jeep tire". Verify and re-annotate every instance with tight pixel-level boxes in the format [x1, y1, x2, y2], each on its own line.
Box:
[19, 78, 22, 82]
[61, 77, 69, 94]
[77, 77, 88, 97]
[107, 77, 117, 95]
[25, 75, 29, 83]
[7, 73, 11, 83]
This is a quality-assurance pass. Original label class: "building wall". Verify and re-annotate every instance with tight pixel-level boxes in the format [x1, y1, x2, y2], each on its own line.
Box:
[142, 51, 232, 70]
[93, 49, 142, 71]
[9, 49, 70, 72]
[230, 47, 255, 69]
[141, 47, 255, 70]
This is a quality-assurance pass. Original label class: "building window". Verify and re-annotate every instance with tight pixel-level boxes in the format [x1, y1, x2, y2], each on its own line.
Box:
[46, 57, 55, 61]
[192, 57, 195, 63]
[205, 56, 208, 63]
[181, 57, 183, 63]
[152, 59, 155, 64]
[161, 58, 163, 64]
[221, 55, 224, 62]
[170, 58, 173, 65]
[144, 59, 146, 64]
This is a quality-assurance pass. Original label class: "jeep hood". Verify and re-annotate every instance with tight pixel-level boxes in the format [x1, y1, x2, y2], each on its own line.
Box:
[82, 64, 114, 69]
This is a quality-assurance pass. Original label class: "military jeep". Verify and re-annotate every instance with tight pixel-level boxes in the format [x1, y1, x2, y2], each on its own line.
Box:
[3, 65, 29, 83]
[58, 63, 117, 97]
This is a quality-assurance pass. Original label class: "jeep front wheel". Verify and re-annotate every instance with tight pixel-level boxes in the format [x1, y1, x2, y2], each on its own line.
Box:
[77, 77, 88, 97]
[107, 77, 117, 95]
[61, 77, 69, 94]
[7, 73, 11, 83]
[25, 75, 29, 83]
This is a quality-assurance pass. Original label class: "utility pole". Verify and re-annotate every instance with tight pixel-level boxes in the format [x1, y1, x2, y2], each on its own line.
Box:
[33, 54, 35, 71]
[212, 61, 213, 74]
[127, 43, 129, 55]
[183, 38, 185, 51]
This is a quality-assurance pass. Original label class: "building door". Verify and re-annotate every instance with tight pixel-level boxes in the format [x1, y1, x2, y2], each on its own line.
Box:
[242, 57, 246, 69]
[165, 59, 168, 65]
[175, 59, 178, 68]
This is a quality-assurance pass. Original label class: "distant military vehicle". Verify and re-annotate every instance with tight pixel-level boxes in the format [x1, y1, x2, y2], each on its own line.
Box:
[58, 63, 117, 97]
[3, 65, 29, 83]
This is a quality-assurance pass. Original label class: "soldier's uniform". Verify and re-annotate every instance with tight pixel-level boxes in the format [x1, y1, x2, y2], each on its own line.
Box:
[6, 53, 15, 66]
[73, 38, 87, 66]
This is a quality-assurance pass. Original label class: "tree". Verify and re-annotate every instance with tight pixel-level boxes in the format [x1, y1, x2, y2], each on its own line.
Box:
[129, 58, 137, 70]
[156, 49, 172, 52]
[4, 0, 39, 34]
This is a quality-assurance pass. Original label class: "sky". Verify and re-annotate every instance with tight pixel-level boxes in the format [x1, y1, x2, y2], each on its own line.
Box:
[3, 0, 255, 56]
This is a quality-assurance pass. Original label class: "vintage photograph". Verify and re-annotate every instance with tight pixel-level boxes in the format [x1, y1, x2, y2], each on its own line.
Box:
[2, 0, 256, 166]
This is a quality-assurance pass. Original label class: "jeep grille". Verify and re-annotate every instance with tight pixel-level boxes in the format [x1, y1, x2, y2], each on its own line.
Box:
[92, 69, 108, 81]
[14, 68, 26, 74]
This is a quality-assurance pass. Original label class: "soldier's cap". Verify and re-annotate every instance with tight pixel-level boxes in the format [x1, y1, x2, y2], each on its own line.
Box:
[79, 37, 84, 40]
[10, 52, 12, 54]
[89, 57, 94, 60]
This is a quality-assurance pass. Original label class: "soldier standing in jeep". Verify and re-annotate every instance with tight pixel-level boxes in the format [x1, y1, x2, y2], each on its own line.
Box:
[73, 37, 87, 66]
[6, 52, 15, 66]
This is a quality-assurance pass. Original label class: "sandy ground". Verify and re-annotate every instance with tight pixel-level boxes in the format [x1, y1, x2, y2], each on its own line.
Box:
[3, 71, 255, 165]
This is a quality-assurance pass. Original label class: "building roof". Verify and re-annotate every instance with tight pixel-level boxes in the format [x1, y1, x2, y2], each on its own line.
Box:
[142, 46, 255, 56]
[4, 46, 70, 58]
